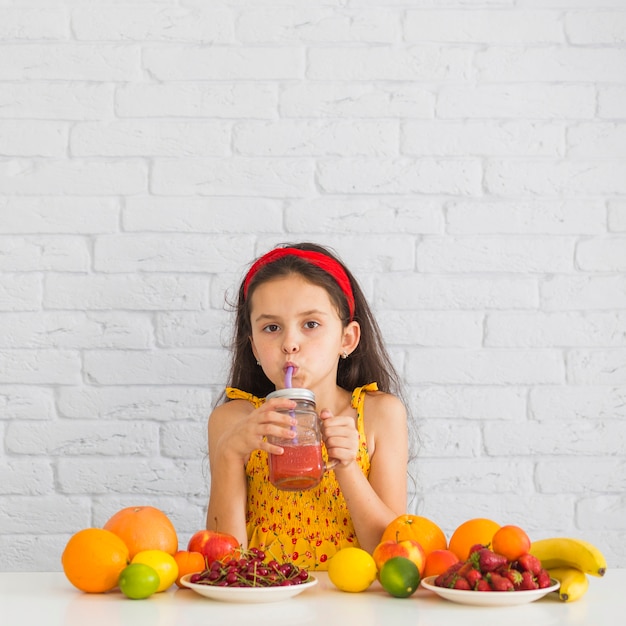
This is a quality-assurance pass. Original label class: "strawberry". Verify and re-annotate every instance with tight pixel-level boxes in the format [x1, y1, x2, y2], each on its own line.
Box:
[471, 547, 508, 573]
[439, 562, 475, 589]
[476, 579, 491, 592]
[502, 568, 523, 587]
[465, 568, 483, 589]
[442, 561, 464, 576]
[517, 553, 542, 576]
[487, 572, 514, 591]
[451, 576, 472, 590]
[438, 561, 464, 587]
[536, 569, 552, 589]
[456, 561, 474, 577]
[468, 543, 486, 556]
[517, 570, 539, 591]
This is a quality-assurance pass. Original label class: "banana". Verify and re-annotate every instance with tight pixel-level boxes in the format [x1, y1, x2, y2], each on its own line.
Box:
[547, 567, 589, 602]
[529, 537, 607, 577]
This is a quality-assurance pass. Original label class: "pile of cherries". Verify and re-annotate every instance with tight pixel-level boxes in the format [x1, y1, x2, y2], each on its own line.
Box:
[188, 547, 311, 588]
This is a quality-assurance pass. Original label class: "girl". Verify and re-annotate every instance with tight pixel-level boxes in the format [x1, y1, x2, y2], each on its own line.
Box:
[206, 242, 408, 569]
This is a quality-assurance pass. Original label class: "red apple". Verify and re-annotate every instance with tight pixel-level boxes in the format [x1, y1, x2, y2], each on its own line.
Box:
[187, 530, 239, 564]
[372, 538, 426, 577]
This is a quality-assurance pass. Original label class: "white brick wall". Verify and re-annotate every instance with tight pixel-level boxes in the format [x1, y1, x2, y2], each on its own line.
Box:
[0, 0, 624, 572]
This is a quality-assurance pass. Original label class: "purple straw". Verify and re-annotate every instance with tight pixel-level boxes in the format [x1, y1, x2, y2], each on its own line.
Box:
[284, 366, 297, 442]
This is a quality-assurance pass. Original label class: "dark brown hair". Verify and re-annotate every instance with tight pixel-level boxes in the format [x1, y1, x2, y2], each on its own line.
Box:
[223, 242, 402, 400]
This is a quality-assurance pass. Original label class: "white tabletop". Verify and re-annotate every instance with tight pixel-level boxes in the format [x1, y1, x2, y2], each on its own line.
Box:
[2, 570, 624, 626]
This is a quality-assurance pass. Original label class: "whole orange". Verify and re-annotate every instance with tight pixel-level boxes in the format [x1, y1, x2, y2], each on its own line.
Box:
[491, 524, 531, 561]
[103, 505, 178, 559]
[62, 528, 129, 593]
[423, 549, 460, 578]
[173, 550, 206, 588]
[380, 515, 447, 557]
[448, 518, 501, 561]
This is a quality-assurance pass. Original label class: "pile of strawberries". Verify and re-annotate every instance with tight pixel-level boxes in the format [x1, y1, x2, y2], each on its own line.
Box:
[434, 544, 552, 592]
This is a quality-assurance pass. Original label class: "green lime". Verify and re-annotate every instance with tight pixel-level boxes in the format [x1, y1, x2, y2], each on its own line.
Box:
[379, 556, 421, 598]
[118, 563, 160, 600]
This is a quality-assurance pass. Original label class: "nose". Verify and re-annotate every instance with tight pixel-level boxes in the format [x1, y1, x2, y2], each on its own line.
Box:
[282, 333, 299, 354]
[282, 341, 298, 354]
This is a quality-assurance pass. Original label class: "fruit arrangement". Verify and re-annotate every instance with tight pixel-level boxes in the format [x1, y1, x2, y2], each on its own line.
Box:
[432, 523, 607, 603]
[63, 508, 607, 605]
[187, 547, 311, 588]
[434, 543, 553, 592]
[62, 505, 317, 599]
[61, 505, 244, 599]
[328, 515, 444, 597]
[434, 524, 551, 592]
[326, 515, 607, 605]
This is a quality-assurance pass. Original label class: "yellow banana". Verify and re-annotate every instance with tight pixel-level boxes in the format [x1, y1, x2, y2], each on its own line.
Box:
[547, 567, 589, 602]
[529, 537, 607, 577]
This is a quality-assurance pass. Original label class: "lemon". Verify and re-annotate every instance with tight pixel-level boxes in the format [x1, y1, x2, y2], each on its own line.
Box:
[379, 556, 420, 598]
[327, 547, 377, 593]
[118, 563, 160, 600]
[131, 550, 178, 592]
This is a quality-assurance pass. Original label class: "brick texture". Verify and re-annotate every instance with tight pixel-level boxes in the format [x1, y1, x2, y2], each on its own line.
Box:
[0, 0, 624, 571]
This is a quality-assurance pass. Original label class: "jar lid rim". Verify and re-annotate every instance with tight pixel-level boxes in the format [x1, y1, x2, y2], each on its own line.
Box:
[266, 388, 315, 402]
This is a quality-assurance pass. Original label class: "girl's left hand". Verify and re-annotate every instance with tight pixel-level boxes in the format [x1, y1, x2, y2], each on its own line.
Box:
[319, 409, 359, 467]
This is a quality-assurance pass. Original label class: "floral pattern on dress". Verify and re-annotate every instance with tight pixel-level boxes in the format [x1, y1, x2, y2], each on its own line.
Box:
[225, 383, 376, 570]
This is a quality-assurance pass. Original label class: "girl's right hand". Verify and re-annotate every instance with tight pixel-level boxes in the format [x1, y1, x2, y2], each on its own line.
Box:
[211, 397, 298, 462]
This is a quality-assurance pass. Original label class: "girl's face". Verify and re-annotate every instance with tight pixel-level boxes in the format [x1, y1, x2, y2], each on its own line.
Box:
[248, 274, 359, 391]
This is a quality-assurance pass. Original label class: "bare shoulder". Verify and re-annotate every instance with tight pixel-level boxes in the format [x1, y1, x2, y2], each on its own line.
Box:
[362, 391, 407, 458]
[209, 399, 253, 430]
[363, 391, 407, 426]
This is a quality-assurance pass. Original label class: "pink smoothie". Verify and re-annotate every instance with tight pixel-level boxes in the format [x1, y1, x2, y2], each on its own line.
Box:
[269, 444, 324, 491]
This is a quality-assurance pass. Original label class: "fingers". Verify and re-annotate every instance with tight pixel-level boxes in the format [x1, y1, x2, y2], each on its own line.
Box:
[247, 400, 297, 453]
[319, 408, 333, 420]
[320, 410, 359, 466]
[223, 400, 297, 458]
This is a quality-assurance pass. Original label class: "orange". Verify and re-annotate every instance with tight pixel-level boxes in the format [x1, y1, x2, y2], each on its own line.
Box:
[423, 549, 460, 578]
[491, 524, 531, 561]
[173, 550, 206, 588]
[62, 528, 129, 593]
[380, 515, 447, 557]
[103, 505, 178, 559]
[448, 518, 501, 561]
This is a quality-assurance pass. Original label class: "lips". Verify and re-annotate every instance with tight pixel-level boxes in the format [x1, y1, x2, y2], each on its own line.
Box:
[283, 362, 297, 373]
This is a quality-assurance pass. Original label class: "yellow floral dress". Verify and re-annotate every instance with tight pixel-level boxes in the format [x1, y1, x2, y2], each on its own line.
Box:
[224, 383, 377, 570]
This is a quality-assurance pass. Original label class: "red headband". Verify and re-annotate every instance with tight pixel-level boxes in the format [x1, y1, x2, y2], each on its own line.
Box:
[243, 247, 355, 320]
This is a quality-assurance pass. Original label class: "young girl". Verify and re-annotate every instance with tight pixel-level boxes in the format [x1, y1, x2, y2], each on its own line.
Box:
[206, 242, 408, 569]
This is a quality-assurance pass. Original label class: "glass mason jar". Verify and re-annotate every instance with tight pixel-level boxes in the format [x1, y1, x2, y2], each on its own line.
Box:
[266, 388, 338, 491]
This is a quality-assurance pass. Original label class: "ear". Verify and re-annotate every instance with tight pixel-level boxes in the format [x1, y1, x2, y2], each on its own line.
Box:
[341, 320, 360, 356]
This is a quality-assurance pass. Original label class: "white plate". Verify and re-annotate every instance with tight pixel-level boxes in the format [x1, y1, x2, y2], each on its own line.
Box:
[420, 575, 560, 607]
[180, 573, 318, 604]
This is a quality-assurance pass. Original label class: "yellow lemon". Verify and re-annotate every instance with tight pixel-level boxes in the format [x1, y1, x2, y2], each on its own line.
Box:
[328, 547, 377, 593]
[131, 549, 178, 592]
